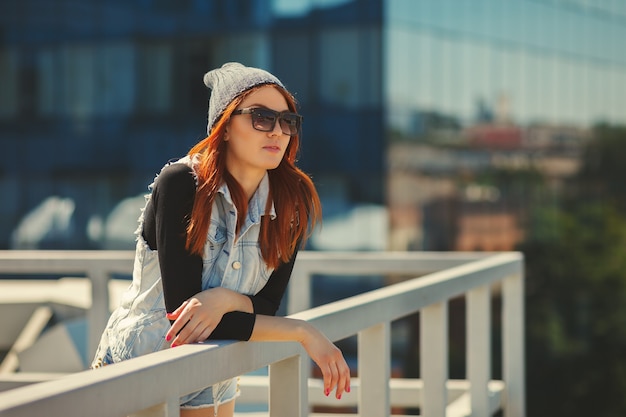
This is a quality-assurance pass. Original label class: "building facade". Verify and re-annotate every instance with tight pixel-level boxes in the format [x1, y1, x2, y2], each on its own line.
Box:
[0, 0, 384, 249]
[1, 0, 625, 253]
[384, 0, 626, 251]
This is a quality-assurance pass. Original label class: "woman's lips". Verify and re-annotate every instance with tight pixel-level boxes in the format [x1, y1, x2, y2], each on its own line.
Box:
[263, 145, 281, 153]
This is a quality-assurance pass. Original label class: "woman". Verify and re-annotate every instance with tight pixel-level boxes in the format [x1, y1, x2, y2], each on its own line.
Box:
[91, 62, 351, 416]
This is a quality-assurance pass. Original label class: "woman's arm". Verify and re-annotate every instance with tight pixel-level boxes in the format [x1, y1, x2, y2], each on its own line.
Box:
[167, 300, 351, 399]
[165, 247, 298, 344]
[250, 315, 351, 399]
[144, 163, 203, 313]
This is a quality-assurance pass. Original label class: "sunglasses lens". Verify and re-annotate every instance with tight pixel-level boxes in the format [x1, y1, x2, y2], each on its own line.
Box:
[280, 114, 300, 136]
[251, 109, 277, 132]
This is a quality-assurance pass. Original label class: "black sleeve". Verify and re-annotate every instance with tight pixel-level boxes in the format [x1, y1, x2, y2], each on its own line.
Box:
[143, 163, 203, 314]
[208, 250, 298, 340]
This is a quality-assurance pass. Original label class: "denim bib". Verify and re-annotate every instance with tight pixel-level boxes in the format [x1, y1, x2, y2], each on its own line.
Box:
[92, 155, 276, 367]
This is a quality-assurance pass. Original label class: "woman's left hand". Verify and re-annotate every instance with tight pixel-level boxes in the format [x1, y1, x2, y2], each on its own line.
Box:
[165, 288, 243, 347]
[298, 322, 351, 399]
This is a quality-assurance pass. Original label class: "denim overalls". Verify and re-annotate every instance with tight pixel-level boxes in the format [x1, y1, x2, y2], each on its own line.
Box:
[91, 155, 276, 409]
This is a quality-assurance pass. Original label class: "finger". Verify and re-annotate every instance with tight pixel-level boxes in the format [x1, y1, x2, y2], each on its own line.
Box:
[166, 300, 188, 320]
[197, 325, 214, 342]
[167, 313, 191, 344]
[166, 316, 185, 342]
[320, 363, 333, 396]
[165, 302, 189, 341]
[327, 363, 339, 397]
[182, 321, 209, 344]
[335, 362, 350, 399]
[172, 318, 199, 346]
[328, 362, 342, 399]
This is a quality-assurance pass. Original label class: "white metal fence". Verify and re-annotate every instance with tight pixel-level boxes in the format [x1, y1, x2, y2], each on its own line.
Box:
[0, 250, 524, 417]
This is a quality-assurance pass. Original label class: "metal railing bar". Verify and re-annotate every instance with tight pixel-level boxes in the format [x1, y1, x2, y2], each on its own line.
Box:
[0, 341, 303, 417]
[0, 251, 524, 417]
[291, 253, 522, 342]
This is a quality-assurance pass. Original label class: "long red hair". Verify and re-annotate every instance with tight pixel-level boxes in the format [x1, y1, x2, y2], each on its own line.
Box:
[185, 84, 321, 269]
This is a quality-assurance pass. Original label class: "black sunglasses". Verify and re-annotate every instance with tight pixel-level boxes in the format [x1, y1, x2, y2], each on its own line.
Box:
[231, 107, 302, 136]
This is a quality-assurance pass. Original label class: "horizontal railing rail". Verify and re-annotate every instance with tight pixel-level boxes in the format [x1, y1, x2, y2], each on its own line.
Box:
[0, 250, 525, 417]
[0, 250, 134, 357]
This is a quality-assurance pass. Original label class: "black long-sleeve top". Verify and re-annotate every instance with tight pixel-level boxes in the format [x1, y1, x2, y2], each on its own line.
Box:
[141, 163, 297, 341]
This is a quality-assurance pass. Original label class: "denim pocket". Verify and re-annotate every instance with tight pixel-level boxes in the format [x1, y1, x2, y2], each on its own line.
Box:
[204, 223, 227, 263]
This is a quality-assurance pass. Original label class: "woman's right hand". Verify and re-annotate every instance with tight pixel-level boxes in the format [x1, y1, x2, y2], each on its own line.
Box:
[165, 287, 253, 346]
[298, 322, 351, 399]
[165, 295, 223, 347]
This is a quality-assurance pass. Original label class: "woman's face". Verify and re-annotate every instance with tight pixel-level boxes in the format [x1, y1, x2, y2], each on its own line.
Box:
[225, 85, 292, 183]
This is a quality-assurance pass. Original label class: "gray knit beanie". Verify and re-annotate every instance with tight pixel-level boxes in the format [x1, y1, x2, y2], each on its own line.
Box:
[203, 62, 285, 135]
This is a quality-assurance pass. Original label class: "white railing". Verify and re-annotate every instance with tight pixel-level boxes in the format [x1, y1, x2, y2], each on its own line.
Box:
[0, 250, 525, 417]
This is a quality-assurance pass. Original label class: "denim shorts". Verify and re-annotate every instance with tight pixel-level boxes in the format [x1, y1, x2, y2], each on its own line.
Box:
[180, 377, 240, 410]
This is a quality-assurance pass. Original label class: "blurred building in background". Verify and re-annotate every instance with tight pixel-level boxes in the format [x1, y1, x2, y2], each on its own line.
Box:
[0, 0, 625, 254]
[0, 0, 384, 250]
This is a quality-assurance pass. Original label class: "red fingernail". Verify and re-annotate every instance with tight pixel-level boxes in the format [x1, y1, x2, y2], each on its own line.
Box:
[347, 386, 351, 393]
[166, 335, 171, 341]
[324, 389, 329, 396]
[337, 394, 342, 400]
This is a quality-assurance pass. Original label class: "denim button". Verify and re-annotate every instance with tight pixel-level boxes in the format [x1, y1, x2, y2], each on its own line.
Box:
[232, 261, 241, 270]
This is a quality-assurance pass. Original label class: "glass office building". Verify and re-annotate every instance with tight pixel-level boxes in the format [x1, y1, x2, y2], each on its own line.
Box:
[1, 0, 624, 252]
[0, 0, 384, 249]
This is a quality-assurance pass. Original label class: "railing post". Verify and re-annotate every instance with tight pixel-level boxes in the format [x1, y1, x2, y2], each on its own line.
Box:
[269, 353, 307, 417]
[467, 285, 491, 417]
[286, 265, 312, 410]
[358, 322, 391, 417]
[420, 301, 448, 417]
[287, 265, 312, 314]
[503, 272, 525, 417]
[88, 266, 110, 360]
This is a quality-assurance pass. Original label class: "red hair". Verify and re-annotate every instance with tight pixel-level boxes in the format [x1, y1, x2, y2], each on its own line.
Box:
[185, 84, 321, 269]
